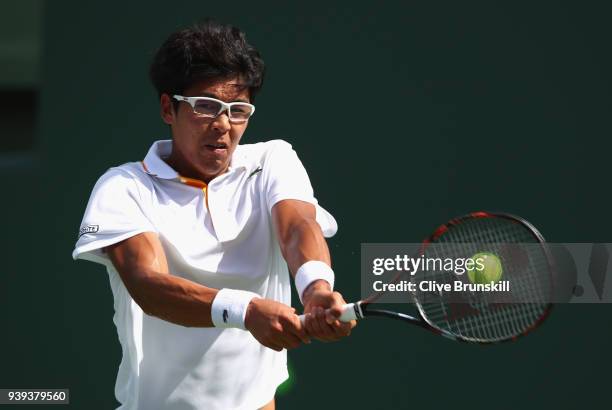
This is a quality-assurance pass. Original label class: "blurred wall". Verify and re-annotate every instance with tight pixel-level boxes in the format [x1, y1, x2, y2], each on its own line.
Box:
[1, 1, 611, 409]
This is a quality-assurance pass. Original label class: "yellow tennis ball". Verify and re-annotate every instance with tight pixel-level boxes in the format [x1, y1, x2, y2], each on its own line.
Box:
[468, 252, 503, 284]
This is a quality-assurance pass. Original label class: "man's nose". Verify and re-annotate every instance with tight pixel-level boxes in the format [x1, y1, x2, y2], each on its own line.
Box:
[211, 111, 231, 133]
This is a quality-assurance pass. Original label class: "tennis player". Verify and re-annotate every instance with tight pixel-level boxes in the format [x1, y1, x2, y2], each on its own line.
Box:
[72, 20, 354, 410]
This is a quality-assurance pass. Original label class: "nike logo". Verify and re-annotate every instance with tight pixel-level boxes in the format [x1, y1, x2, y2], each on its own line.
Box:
[247, 167, 262, 179]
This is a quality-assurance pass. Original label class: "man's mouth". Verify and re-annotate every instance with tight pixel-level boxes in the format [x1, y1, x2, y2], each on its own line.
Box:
[205, 143, 228, 151]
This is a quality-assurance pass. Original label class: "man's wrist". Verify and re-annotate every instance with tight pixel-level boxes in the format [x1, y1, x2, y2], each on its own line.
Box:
[295, 261, 335, 304]
[211, 288, 260, 330]
[302, 279, 332, 305]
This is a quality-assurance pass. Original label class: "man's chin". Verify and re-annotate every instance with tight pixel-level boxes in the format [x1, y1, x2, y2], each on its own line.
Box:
[198, 163, 229, 181]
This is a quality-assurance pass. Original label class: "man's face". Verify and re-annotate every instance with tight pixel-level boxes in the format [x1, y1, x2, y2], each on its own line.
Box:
[161, 77, 251, 183]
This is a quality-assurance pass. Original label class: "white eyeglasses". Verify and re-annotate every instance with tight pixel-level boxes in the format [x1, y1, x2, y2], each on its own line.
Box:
[173, 95, 255, 123]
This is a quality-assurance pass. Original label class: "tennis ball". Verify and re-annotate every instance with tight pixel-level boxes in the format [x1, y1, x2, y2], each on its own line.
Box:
[468, 252, 503, 284]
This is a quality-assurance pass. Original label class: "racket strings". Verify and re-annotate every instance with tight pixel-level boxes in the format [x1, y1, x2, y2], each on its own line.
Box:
[415, 216, 552, 342]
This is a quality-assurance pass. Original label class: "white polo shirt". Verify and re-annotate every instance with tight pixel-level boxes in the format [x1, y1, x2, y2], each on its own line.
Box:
[72, 139, 337, 410]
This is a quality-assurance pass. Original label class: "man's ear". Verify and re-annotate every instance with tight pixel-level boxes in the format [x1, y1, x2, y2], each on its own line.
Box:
[160, 94, 175, 125]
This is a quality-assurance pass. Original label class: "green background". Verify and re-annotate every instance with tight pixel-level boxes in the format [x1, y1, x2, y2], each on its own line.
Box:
[1, 1, 610, 409]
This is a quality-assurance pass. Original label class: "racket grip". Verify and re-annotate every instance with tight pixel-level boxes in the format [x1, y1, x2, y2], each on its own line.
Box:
[298, 302, 360, 325]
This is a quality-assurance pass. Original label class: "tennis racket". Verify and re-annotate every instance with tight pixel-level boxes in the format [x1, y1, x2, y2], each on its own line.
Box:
[300, 211, 554, 344]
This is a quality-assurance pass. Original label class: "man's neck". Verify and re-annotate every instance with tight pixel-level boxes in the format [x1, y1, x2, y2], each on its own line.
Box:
[165, 151, 228, 184]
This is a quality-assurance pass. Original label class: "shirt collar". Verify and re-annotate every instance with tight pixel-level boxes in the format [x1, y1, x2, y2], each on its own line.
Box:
[142, 139, 254, 181]
[142, 140, 178, 179]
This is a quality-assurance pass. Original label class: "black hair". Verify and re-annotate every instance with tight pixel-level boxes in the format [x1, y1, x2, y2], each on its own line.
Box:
[149, 19, 265, 106]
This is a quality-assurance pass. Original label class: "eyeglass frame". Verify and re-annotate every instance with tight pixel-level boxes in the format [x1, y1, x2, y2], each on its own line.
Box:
[172, 95, 256, 123]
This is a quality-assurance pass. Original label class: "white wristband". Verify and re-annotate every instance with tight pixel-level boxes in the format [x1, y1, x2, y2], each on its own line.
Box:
[295, 261, 335, 304]
[211, 288, 260, 330]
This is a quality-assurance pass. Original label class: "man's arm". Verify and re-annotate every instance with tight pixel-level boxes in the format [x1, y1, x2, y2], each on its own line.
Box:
[106, 232, 309, 351]
[272, 199, 356, 341]
[106, 232, 216, 326]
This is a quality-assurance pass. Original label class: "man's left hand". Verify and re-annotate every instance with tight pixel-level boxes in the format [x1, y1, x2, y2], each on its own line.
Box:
[302, 280, 356, 342]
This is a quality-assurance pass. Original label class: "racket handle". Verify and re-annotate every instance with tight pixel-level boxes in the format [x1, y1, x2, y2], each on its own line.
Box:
[298, 302, 362, 325]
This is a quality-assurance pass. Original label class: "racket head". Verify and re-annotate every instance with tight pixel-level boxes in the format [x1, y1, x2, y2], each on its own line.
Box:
[412, 211, 553, 343]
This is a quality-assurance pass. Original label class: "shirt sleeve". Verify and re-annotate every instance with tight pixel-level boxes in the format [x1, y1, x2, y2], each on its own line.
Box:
[72, 167, 157, 266]
[263, 140, 338, 237]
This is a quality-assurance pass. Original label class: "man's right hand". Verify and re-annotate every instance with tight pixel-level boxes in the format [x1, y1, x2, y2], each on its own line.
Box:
[244, 298, 310, 351]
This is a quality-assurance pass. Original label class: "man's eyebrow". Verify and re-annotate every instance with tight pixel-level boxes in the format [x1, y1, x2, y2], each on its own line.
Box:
[197, 92, 250, 103]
